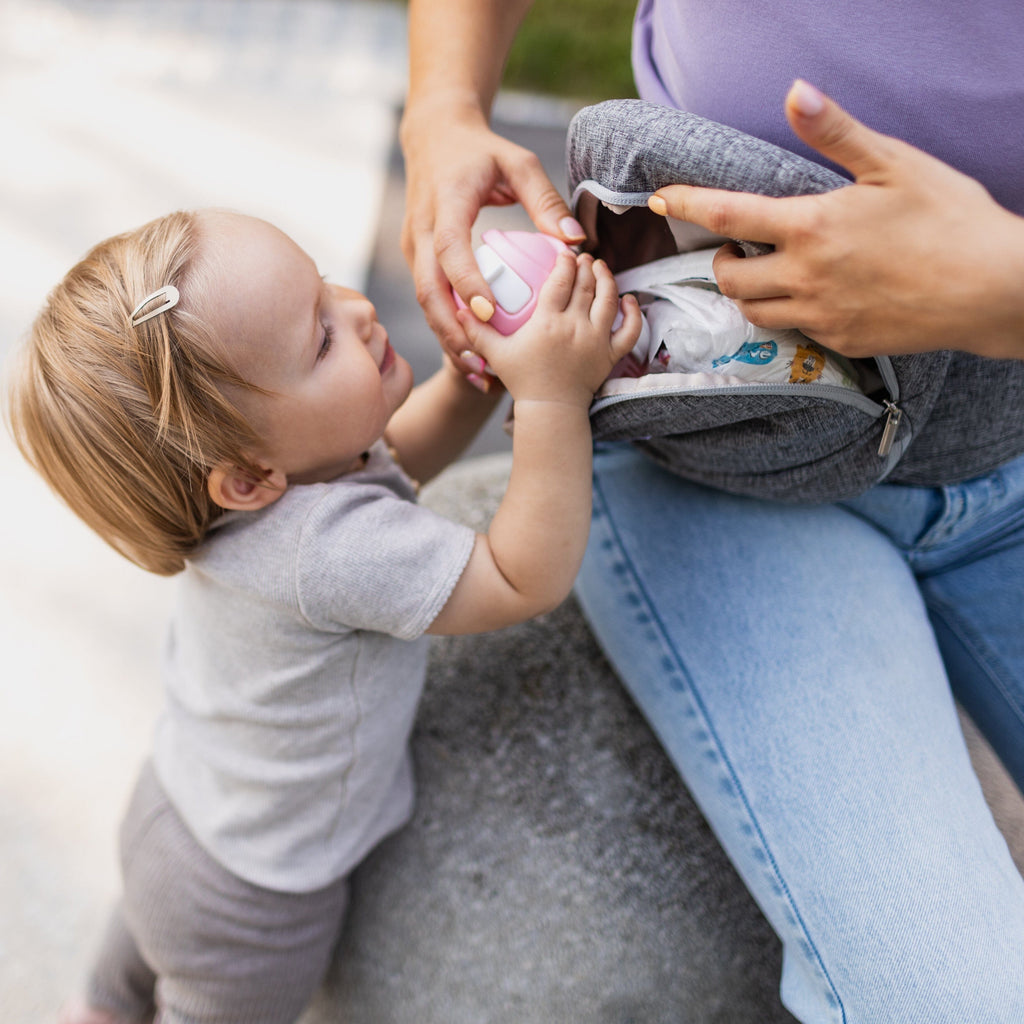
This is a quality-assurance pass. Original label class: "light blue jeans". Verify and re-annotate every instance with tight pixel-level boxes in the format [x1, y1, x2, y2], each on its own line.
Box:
[575, 444, 1024, 1024]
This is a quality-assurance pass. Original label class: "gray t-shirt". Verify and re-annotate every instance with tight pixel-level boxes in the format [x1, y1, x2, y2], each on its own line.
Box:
[153, 442, 475, 892]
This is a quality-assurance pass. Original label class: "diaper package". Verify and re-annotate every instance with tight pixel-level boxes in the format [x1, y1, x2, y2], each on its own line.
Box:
[621, 283, 863, 391]
[606, 258, 864, 393]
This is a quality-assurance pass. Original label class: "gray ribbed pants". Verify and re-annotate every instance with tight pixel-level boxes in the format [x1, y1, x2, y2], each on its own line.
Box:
[86, 762, 350, 1024]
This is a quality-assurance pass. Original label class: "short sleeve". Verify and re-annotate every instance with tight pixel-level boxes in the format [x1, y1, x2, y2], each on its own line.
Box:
[295, 483, 475, 640]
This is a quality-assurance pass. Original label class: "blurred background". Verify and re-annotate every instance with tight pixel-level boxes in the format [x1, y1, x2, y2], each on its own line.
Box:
[0, 1, 634, 1020]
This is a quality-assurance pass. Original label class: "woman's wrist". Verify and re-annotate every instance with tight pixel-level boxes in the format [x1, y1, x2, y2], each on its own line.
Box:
[402, 84, 488, 115]
[400, 88, 489, 143]
[985, 212, 1024, 360]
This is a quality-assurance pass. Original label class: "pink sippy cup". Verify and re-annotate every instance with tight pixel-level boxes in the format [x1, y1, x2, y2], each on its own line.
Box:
[454, 229, 571, 335]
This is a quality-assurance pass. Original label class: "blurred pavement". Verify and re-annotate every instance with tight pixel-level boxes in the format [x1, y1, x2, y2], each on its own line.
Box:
[0, 1, 571, 1019]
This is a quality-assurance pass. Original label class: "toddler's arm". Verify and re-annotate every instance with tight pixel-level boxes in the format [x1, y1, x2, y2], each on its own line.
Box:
[427, 251, 641, 634]
[384, 357, 502, 487]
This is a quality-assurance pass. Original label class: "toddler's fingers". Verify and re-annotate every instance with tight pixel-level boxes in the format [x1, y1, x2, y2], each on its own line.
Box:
[610, 294, 643, 361]
[535, 249, 577, 312]
[456, 308, 505, 368]
[568, 253, 598, 312]
[589, 258, 620, 328]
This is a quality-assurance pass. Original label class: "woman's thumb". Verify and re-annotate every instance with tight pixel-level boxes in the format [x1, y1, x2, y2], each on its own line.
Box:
[506, 157, 586, 243]
[785, 80, 893, 181]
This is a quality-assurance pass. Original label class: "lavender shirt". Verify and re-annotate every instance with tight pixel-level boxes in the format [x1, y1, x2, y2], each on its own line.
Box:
[632, 0, 1024, 215]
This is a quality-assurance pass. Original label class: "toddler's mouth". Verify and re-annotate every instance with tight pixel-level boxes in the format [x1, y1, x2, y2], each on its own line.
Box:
[379, 339, 395, 374]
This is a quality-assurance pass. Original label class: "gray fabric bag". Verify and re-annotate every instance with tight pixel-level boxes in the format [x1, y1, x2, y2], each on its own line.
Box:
[568, 99, 1023, 503]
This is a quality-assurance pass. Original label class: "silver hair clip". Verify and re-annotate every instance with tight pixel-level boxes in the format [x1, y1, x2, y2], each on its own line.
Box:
[131, 285, 180, 327]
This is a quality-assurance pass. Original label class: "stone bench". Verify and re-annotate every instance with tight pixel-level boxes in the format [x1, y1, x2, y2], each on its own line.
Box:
[302, 454, 1024, 1024]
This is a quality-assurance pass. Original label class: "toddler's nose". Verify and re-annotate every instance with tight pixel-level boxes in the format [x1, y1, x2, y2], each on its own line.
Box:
[352, 293, 377, 326]
[338, 287, 378, 337]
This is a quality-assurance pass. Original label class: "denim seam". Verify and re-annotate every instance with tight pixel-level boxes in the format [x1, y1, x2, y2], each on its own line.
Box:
[927, 592, 1024, 733]
[915, 478, 1024, 555]
[591, 473, 847, 1024]
[912, 486, 964, 549]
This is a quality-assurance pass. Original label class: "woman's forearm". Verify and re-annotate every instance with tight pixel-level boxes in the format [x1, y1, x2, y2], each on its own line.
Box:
[405, 0, 535, 121]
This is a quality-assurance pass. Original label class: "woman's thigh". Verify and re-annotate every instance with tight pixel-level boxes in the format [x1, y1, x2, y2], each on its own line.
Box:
[576, 445, 1024, 1024]
[857, 452, 1024, 790]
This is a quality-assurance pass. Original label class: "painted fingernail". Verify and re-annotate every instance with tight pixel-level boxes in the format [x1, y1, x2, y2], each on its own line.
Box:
[647, 194, 668, 216]
[467, 372, 490, 393]
[459, 350, 486, 374]
[790, 79, 825, 117]
[559, 216, 586, 240]
[469, 295, 495, 321]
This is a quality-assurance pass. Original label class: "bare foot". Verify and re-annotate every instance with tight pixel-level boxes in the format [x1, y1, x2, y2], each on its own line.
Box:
[57, 999, 141, 1024]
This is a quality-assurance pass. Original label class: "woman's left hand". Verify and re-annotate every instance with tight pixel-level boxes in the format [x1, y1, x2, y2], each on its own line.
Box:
[649, 80, 1024, 361]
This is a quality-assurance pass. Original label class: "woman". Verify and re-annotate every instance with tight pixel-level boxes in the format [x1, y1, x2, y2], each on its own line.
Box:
[399, 2, 1024, 1019]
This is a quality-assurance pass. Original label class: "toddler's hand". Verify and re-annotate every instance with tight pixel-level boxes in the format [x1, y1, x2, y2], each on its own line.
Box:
[457, 251, 642, 408]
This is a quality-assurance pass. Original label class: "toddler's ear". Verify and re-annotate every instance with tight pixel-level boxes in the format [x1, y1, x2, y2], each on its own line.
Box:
[207, 463, 287, 511]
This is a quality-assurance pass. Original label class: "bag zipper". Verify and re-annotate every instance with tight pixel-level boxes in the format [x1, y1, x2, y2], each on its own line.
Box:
[592, 377, 905, 468]
[877, 399, 903, 457]
[591, 377, 887, 419]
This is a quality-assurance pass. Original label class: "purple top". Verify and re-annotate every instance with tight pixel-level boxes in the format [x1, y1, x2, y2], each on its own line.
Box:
[632, 0, 1024, 215]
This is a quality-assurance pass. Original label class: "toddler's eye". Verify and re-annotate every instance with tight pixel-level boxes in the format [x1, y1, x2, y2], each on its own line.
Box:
[317, 323, 334, 360]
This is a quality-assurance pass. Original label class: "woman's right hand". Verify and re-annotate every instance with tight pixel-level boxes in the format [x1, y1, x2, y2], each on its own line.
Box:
[649, 81, 1024, 362]
[399, 97, 585, 371]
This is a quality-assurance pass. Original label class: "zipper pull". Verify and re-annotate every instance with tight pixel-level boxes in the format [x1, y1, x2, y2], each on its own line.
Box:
[877, 400, 903, 457]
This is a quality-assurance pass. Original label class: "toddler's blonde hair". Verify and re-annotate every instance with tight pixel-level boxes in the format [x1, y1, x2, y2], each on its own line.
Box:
[6, 211, 267, 575]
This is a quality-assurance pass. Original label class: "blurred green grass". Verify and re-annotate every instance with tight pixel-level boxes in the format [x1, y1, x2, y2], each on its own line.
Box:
[505, 0, 638, 100]
[390, 0, 637, 101]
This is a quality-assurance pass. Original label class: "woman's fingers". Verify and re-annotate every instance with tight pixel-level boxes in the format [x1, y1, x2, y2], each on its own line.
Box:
[712, 245, 790, 301]
[649, 186, 791, 248]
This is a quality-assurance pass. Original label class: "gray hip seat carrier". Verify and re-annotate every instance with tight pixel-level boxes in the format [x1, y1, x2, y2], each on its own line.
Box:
[569, 100, 963, 503]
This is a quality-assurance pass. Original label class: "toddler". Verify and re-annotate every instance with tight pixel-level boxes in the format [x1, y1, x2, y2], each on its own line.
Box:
[6, 209, 640, 1024]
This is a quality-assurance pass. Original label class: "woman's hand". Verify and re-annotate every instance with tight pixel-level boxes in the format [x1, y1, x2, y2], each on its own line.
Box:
[399, 98, 585, 370]
[649, 80, 1024, 361]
